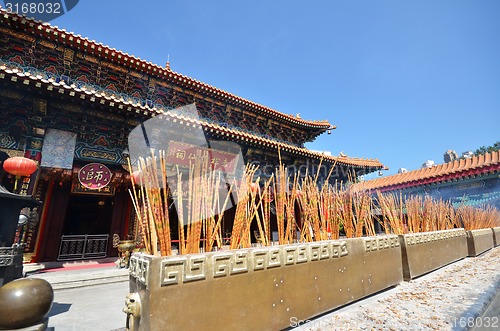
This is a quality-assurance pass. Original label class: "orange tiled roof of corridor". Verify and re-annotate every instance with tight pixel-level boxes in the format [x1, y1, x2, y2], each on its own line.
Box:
[357, 150, 500, 192]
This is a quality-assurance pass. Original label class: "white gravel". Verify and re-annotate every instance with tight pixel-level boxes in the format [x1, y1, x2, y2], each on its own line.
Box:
[294, 247, 500, 331]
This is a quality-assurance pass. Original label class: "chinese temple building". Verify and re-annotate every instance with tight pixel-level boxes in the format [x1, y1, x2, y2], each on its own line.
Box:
[0, 9, 384, 262]
[358, 151, 500, 209]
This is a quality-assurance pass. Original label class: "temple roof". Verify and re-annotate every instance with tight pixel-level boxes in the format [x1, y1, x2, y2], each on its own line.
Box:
[0, 63, 384, 170]
[356, 151, 500, 192]
[0, 9, 334, 132]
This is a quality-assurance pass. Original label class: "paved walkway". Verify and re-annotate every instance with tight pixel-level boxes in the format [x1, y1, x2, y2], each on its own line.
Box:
[23, 247, 500, 331]
[45, 281, 127, 331]
[27, 262, 129, 290]
[471, 289, 500, 331]
[296, 246, 500, 331]
[27, 261, 129, 331]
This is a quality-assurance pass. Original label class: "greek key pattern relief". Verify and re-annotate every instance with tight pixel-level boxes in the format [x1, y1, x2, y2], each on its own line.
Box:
[161, 257, 189, 286]
[0, 256, 14, 267]
[364, 235, 400, 252]
[158, 241, 348, 286]
[0, 246, 25, 256]
[468, 228, 494, 237]
[405, 229, 466, 246]
[129, 255, 150, 287]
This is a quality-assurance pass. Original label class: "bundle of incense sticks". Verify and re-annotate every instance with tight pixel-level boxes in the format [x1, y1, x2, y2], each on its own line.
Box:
[129, 151, 500, 256]
[203, 169, 233, 252]
[352, 188, 375, 237]
[405, 195, 424, 233]
[253, 175, 274, 246]
[128, 151, 171, 256]
[274, 162, 288, 244]
[259, 178, 274, 246]
[318, 182, 340, 240]
[229, 164, 261, 249]
[273, 149, 310, 244]
[430, 198, 454, 231]
[337, 187, 355, 238]
[375, 191, 405, 235]
[296, 159, 344, 242]
[129, 150, 238, 255]
[405, 196, 456, 233]
[457, 204, 500, 230]
[299, 175, 323, 242]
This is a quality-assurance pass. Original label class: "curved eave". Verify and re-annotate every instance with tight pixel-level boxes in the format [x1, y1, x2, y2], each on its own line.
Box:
[0, 66, 382, 171]
[0, 9, 333, 131]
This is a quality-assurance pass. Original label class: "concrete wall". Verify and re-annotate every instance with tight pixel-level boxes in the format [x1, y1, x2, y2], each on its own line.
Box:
[128, 235, 403, 331]
[399, 229, 467, 281]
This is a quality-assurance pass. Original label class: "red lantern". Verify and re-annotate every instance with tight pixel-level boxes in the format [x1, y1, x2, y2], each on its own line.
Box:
[131, 170, 143, 185]
[250, 182, 259, 194]
[3, 156, 38, 191]
[3, 157, 38, 177]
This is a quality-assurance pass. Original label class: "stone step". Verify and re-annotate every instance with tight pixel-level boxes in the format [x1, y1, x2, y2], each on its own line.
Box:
[25, 259, 130, 291]
[43, 273, 129, 291]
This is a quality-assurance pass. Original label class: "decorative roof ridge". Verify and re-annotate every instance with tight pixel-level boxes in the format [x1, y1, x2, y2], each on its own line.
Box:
[165, 111, 382, 168]
[0, 8, 334, 130]
[359, 150, 500, 190]
[338, 155, 379, 162]
[0, 63, 383, 170]
[329, 155, 383, 167]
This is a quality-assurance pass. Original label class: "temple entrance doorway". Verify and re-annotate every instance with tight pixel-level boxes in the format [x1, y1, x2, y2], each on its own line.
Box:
[57, 195, 113, 260]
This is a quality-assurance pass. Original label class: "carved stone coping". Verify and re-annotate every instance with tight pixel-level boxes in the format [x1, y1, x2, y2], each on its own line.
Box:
[364, 235, 400, 252]
[130, 240, 349, 288]
[0, 246, 24, 267]
[129, 236, 400, 288]
[403, 228, 466, 246]
[129, 255, 150, 286]
[468, 228, 495, 237]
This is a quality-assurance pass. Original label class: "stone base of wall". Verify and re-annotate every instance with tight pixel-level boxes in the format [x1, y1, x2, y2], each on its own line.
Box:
[0, 245, 24, 286]
[467, 229, 494, 257]
[492, 227, 500, 247]
[399, 229, 467, 281]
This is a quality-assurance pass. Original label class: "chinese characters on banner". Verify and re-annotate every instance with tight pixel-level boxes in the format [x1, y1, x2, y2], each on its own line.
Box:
[78, 163, 112, 189]
[166, 141, 239, 174]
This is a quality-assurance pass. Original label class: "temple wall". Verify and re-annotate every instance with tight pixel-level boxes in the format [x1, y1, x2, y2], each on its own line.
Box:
[0, 26, 311, 146]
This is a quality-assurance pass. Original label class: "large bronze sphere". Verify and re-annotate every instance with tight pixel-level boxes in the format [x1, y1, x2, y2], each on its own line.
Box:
[0, 278, 54, 329]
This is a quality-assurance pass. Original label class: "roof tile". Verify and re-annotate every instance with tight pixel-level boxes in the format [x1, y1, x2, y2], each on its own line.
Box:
[0, 8, 333, 130]
[0, 65, 384, 170]
[357, 150, 500, 191]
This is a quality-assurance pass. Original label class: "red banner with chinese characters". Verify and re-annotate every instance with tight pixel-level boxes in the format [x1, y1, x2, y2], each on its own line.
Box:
[166, 141, 239, 174]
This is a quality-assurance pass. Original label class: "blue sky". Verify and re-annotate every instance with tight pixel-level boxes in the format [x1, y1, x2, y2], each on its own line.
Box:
[17, 0, 500, 177]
